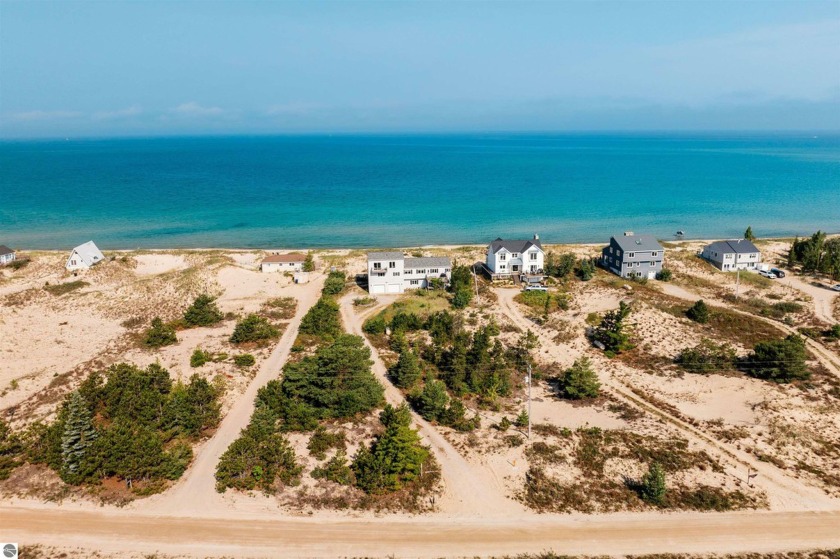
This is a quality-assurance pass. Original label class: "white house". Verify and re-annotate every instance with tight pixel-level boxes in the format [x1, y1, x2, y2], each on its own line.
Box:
[66, 241, 105, 271]
[261, 252, 306, 273]
[701, 239, 761, 271]
[486, 235, 544, 276]
[367, 252, 452, 294]
[0, 245, 15, 266]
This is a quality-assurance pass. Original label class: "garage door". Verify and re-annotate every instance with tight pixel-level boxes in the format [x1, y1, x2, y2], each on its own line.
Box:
[370, 284, 386, 295]
[386, 283, 401, 294]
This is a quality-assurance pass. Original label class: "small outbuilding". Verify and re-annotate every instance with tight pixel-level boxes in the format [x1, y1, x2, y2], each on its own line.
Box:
[66, 241, 105, 271]
[700, 239, 761, 271]
[261, 253, 307, 273]
[0, 245, 15, 266]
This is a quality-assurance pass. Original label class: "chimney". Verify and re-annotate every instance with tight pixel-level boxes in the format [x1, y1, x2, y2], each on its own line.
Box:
[623, 231, 634, 237]
[534, 233, 539, 241]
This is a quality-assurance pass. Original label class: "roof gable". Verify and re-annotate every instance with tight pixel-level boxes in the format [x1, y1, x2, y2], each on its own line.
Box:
[0, 245, 14, 256]
[489, 238, 544, 254]
[263, 253, 306, 263]
[611, 234, 663, 252]
[705, 239, 760, 255]
[404, 256, 451, 268]
[367, 251, 405, 261]
[70, 241, 105, 266]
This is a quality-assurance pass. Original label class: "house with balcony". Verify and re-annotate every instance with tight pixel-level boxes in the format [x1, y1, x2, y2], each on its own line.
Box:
[367, 252, 451, 294]
[601, 232, 664, 279]
[485, 235, 544, 278]
[700, 239, 761, 271]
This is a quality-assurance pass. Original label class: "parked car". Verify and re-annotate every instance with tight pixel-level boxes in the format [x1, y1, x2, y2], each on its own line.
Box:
[770, 268, 786, 278]
[523, 285, 548, 292]
[759, 270, 776, 279]
[831, 284, 840, 292]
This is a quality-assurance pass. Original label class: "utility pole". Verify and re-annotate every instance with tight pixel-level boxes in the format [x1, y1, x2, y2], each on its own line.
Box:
[472, 267, 480, 304]
[526, 363, 532, 439]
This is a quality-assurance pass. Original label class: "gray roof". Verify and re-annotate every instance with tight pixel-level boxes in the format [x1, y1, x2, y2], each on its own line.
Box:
[611, 234, 663, 252]
[489, 237, 543, 254]
[367, 251, 404, 261]
[405, 256, 451, 268]
[0, 245, 13, 256]
[69, 241, 105, 267]
[704, 239, 760, 255]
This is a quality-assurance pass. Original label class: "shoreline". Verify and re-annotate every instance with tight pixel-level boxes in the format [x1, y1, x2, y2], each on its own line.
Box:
[5, 234, 833, 254]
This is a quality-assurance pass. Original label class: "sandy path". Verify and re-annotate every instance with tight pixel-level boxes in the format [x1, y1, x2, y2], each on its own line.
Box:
[139, 273, 326, 516]
[782, 273, 839, 324]
[494, 287, 839, 511]
[339, 293, 522, 516]
[2, 505, 840, 558]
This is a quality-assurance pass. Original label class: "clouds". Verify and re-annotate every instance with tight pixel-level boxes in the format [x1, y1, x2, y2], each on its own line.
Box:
[9, 110, 82, 122]
[170, 102, 225, 117]
[92, 106, 143, 121]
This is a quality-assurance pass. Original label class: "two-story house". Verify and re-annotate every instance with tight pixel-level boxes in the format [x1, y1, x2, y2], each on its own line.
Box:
[367, 252, 452, 294]
[601, 232, 665, 279]
[700, 239, 761, 271]
[486, 235, 544, 277]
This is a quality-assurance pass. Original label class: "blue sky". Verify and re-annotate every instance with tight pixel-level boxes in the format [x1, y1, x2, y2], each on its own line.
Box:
[1, 1, 839, 137]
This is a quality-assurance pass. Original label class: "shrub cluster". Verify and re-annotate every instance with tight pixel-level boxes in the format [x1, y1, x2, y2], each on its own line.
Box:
[299, 296, 342, 340]
[740, 334, 810, 383]
[322, 270, 346, 296]
[144, 317, 178, 348]
[29, 364, 220, 489]
[591, 301, 632, 355]
[230, 314, 280, 344]
[449, 264, 473, 309]
[183, 294, 224, 327]
[558, 357, 601, 399]
[675, 339, 737, 374]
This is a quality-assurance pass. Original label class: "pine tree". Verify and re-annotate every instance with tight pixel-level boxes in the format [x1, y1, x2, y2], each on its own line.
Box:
[559, 357, 601, 399]
[686, 300, 710, 324]
[302, 252, 315, 272]
[61, 391, 97, 481]
[390, 350, 422, 389]
[183, 294, 224, 327]
[744, 226, 756, 241]
[639, 462, 667, 505]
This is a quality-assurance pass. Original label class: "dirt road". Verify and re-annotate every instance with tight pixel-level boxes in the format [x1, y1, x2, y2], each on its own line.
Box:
[783, 273, 839, 324]
[2, 505, 840, 558]
[339, 294, 522, 516]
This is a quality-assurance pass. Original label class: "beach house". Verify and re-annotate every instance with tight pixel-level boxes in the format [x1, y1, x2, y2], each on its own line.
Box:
[0, 245, 15, 266]
[601, 232, 664, 279]
[261, 253, 306, 273]
[700, 239, 761, 271]
[485, 235, 544, 277]
[367, 252, 451, 294]
[66, 241, 105, 271]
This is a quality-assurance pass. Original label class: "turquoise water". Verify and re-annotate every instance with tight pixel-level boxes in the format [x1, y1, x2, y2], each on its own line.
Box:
[1, 134, 838, 249]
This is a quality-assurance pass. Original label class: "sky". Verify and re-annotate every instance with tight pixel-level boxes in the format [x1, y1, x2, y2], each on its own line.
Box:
[1, 0, 839, 137]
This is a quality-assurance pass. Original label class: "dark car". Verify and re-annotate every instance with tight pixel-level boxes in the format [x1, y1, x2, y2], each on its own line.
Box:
[770, 268, 785, 278]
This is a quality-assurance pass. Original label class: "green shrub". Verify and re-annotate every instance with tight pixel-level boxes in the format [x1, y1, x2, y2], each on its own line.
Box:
[362, 314, 387, 335]
[451, 287, 473, 309]
[144, 317, 177, 348]
[311, 450, 354, 485]
[515, 409, 529, 428]
[575, 258, 596, 281]
[740, 334, 810, 383]
[233, 353, 256, 368]
[299, 296, 342, 339]
[230, 315, 279, 344]
[655, 268, 673, 281]
[322, 271, 346, 296]
[675, 339, 737, 374]
[183, 294, 224, 327]
[0, 418, 23, 480]
[686, 300, 710, 324]
[558, 357, 600, 399]
[591, 302, 632, 353]
[190, 348, 210, 368]
[306, 426, 346, 460]
[44, 280, 89, 296]
[302, 253, 315, 272]
[262, 297, 297, 320]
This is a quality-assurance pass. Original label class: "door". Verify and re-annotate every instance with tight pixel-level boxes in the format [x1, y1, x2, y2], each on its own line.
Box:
[647, 271, 656, 280]
[370, 284, 386, 295]
[386, 283, 401, 294]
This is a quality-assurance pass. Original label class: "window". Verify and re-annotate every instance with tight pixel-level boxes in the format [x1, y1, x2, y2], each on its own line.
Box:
[617, 249, 622, 257]
[512, 253, 519, 258]
[418, 269, 426, 274]
[530, 252, 537, 260]
[410, 280, 419, 286]
[625, 262, 631, 267]
[373, 262, 382, 270]
[500, 264, 507, 270]
[429, 268, 438, 273]
[651, 252, 658, 257]
[499, 253, 506, 261]
[609, 247, 613, 254]
[393, 272, 400, 276]
[405, 269, 412, 274]
[389, 261, 396, 268]
[628, 252, 635, 258]
[445, 268, 450, 272]
[649, 261, 655, 266]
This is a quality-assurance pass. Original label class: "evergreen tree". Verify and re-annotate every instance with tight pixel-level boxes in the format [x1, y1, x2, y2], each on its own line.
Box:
[744, 226, 756, 241]
[559, 357, 600, 399]
[686, 300, 710, 324]
[389, 350, 422, 389]
[230, 314, 280, 344]
[352, 404, 429, 493]
[413, 379, 450, 422]
[592, 302, 632, 353]
[741, 334, 810, 383]
[298, 296, 342, 339]
[183, 294, 224, 327]
[0, 418, 23, 481]
[639, 462, 667, 505]
[576, 258, 596, 281]
[322, 270, 346, 295]
[60, 391, 97, 481]
[302, 252, 315, 272]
